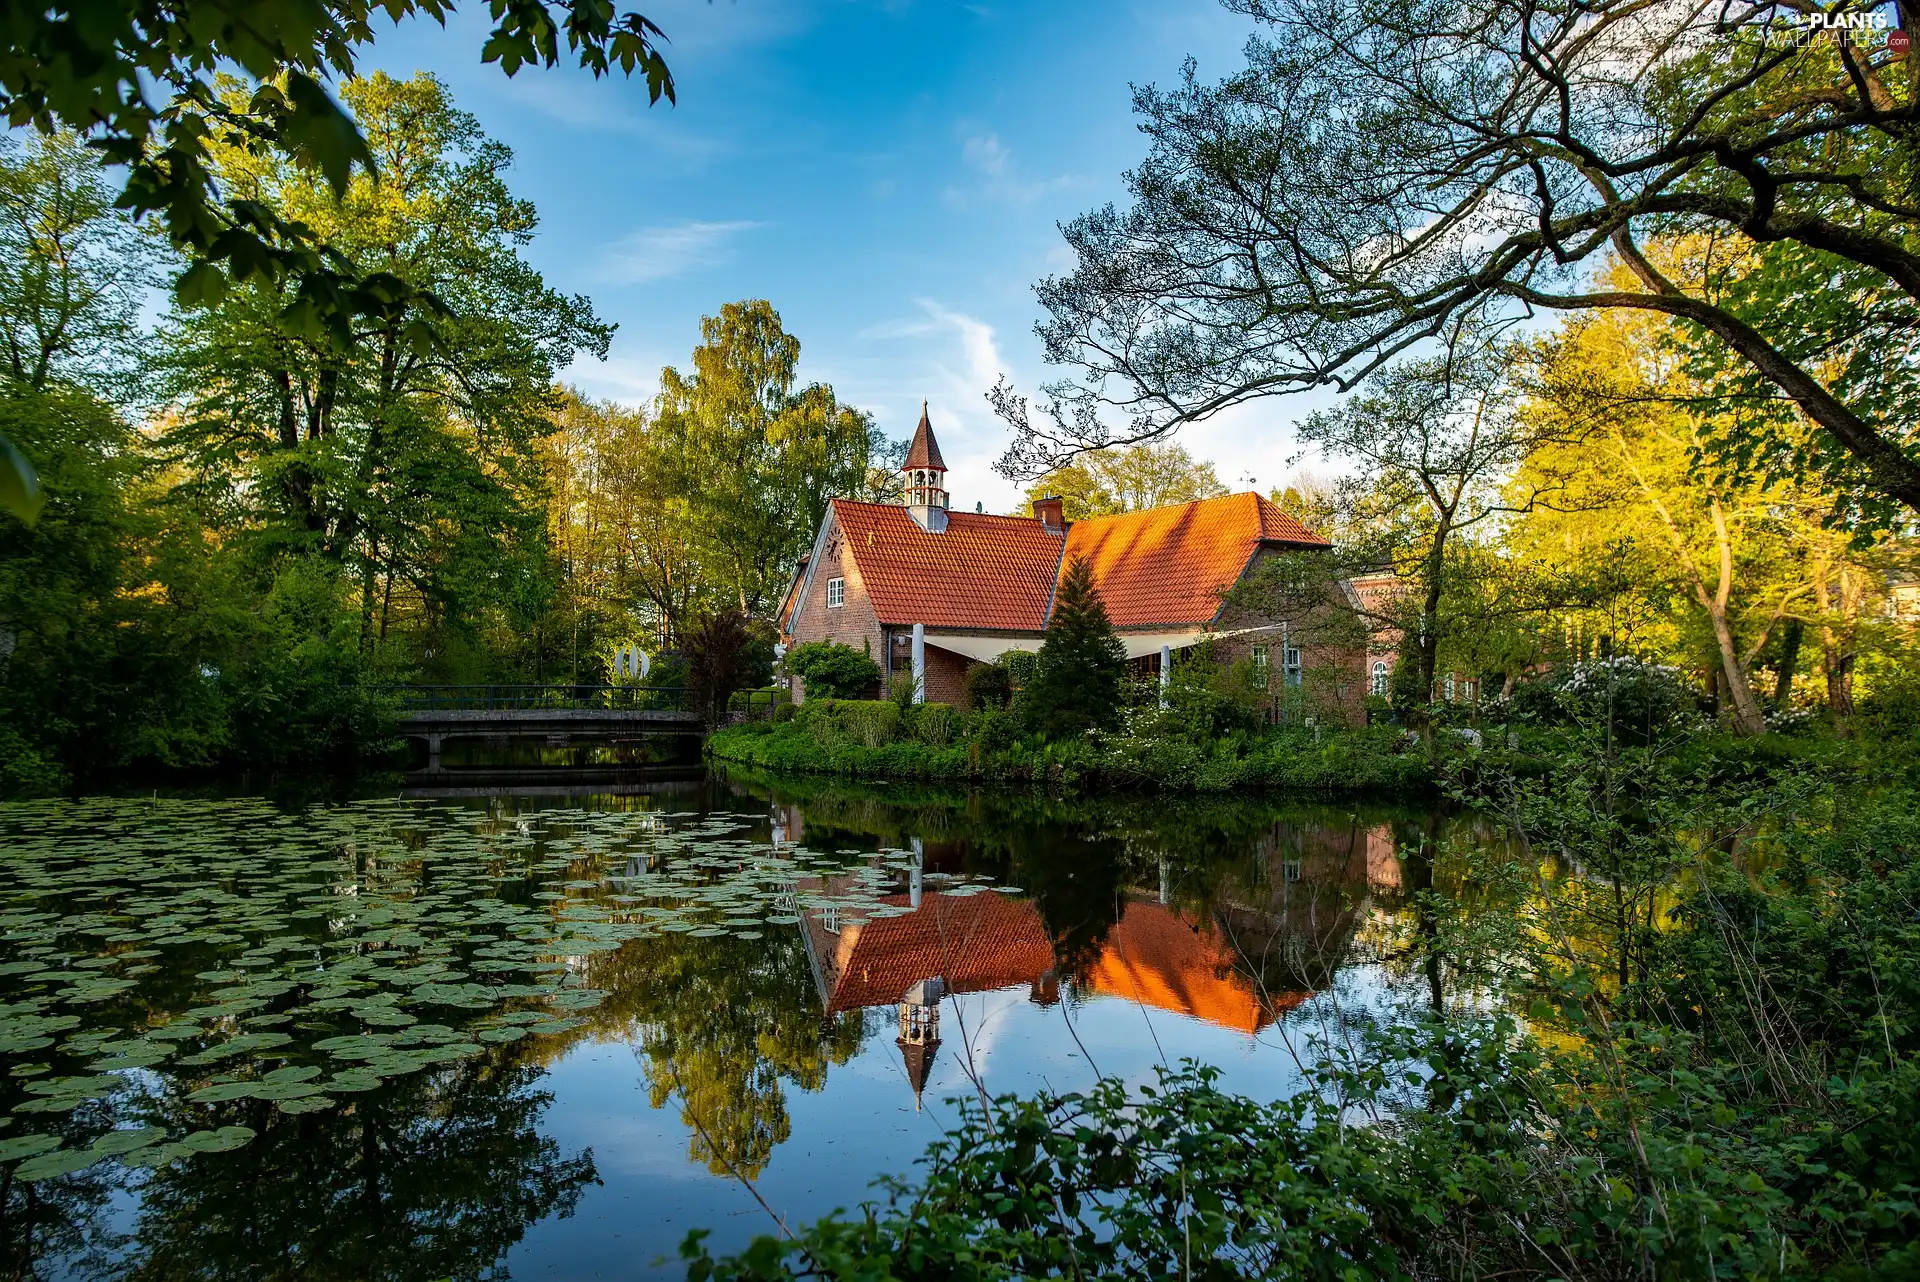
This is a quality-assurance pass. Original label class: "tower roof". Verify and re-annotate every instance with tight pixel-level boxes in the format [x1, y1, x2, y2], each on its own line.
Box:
[897, 1035, 940, 1103]
[903, 401, 947, 471]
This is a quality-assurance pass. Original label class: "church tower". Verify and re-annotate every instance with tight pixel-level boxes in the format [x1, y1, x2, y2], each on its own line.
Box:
[903, 401, 949, 532]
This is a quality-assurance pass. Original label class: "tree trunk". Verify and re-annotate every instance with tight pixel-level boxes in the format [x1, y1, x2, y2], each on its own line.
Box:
[1772, 620, 1803, 707]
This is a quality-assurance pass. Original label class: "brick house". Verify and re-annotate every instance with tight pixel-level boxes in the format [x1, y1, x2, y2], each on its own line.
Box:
[778, 404, 1373, 715]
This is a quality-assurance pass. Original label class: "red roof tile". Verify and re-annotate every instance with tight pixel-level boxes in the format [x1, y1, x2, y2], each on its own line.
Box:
[832, 500, 1063, 630]
[1061, 492, 1329, 629]
[811, 889, 1056, 1014]
[819, 491, 1328, 633]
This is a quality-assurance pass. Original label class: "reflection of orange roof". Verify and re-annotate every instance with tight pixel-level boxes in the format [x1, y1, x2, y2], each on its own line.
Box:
[1062, 493, 1329, 629]
[802, 886, 1309, 1036]
[1085, 900, 1291, 1035]
[831, 501, 1065, 631]
[810, 890, 1055, 1013]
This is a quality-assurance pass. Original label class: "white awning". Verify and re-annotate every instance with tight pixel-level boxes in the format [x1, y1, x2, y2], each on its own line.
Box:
[922, 629, 1225, 663]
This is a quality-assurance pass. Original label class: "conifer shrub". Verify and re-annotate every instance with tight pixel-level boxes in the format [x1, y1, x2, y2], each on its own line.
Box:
[1022, 556, 1128, 737]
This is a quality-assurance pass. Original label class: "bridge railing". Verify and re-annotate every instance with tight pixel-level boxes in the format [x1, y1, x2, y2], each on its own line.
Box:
[375, 684, 696, 713]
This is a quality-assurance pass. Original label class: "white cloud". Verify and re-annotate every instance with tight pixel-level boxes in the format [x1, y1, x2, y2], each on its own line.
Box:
[600, 219, 768, 284]
[947, 130, 1076, 206]
[962, 132, 1010, 177]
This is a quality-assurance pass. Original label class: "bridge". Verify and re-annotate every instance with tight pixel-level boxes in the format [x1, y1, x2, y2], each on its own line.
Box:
[376, 685, 775, 780]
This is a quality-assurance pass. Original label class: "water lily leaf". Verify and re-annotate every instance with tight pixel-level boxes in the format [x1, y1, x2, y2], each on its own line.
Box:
[0, 1134, 61, 1162]
[188, 1082, 264, 1103]
[14, 1148, 99, 1182]
[277, 1096, 333, 1114]
[179, 1126, 255, 1154]
[91, 1127, 165, 1156]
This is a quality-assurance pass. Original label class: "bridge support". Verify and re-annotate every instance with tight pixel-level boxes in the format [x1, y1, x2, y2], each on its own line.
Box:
[425, 734, 445, 774]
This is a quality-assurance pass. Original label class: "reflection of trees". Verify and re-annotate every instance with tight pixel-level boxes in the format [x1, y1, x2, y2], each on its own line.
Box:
[0, 1099, 126, 1281]
[121, 1055, 593, 1282]
[584, 931, 863, 1180]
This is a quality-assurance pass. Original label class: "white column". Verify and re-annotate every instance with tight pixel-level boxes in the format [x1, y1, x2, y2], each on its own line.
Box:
[1159, 643, 1172, 708]
[911, 623, 926, 704]
[910, 837, 924, 909]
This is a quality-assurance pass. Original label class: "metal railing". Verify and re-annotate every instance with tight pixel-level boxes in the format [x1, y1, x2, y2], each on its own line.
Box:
[376, 684, 696, 713]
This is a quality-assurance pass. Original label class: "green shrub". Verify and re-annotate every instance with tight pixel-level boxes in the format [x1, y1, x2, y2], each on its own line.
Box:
[785, 640, 882, 699]
[839, 700, 901, 748]
[915, 703, 958, 746]
[964, 662, 1012, 710]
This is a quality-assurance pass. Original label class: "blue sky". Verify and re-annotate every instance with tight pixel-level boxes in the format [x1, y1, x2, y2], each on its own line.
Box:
[365, 0, 1326, 511]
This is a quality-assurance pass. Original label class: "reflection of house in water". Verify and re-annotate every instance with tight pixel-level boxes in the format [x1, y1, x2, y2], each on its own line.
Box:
[795, 864, 1291, 1103]
[1207, 822, 1397, 998]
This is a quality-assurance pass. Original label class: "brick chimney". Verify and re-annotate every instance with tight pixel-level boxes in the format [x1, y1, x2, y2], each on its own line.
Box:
[1031, 495, 1065, 534]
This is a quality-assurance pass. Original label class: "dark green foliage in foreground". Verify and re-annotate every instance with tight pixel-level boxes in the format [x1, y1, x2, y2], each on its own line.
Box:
[783, 641, 882, 700]
[1022, 556, 1127, 736]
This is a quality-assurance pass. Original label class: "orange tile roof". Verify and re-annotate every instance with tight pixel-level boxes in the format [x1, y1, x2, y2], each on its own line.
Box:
[819, 492, 1328, 633]
[813, 889, 1056, 1013]
[832, 500, 1064, 630]
[1061, 492, 1329, 629]
[1083, 900, 1299, 1035]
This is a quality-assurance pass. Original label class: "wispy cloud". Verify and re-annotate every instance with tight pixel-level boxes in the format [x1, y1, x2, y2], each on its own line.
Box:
[601, 219, 768, 284]
[947, 131, 1077, 206]
[859, 299, 1004, 393]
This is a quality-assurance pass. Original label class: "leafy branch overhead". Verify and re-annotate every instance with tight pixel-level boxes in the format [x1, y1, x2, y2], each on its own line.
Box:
[0, 0, 676, 346]
[1012, 0, 1920, 523]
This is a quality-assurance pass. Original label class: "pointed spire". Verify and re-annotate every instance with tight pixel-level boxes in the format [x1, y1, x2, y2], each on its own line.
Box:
[903, 400, 947, 471]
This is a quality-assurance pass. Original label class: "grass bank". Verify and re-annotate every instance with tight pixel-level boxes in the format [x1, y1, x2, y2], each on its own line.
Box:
[707, 698, 1436, 797]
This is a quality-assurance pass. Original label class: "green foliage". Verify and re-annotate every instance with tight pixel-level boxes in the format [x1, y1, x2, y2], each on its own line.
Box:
[1023, 556, 1127, 737]
[962, 661, 1011, 711]
[654, 301, 877, 614]
[0, 0, 673, 348]
[784, 641, 881, 700]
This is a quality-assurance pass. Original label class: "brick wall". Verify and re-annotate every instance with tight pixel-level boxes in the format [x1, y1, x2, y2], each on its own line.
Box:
[787, 516, 885, 703]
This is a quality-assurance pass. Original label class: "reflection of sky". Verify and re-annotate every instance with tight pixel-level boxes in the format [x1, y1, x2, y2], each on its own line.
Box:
[510, 962, 1399, 1277]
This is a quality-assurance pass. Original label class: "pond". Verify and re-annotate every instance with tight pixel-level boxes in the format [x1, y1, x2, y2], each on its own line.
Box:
[0, 768, 1480, 1279]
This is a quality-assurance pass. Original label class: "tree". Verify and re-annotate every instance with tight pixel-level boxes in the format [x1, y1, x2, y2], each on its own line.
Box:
[0, 130, 157, 522]
[783, 641, 881, 700]
[155, 72, 602, 673]
[1002, 0, 1920, 523]
[1291, 330, 1563, 707]
[1516, 306, 1822, 735]
[1022, 442, 1227, 519]
[654, 302, 876, 615]
[0, 131, 153, 398]
[1024, 556, 1128, 736]
[685, 609, 768, 721]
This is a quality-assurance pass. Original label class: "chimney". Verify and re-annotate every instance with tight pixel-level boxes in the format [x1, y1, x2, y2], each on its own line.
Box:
[1031, 496, 1065, 534]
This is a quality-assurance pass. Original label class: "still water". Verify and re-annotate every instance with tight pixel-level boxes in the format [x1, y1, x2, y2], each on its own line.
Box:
[0, 768, 1468, 1280]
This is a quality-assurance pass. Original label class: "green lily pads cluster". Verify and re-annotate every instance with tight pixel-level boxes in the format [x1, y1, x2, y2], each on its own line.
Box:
[0, 796, 1005, 1186]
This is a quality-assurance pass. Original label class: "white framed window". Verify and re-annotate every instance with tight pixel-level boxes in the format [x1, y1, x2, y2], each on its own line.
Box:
[1251, 645, 1271, 690]
[1444, 674, 1456, 702]
[1284, 646, 1302, 686]
[826, 577, 845, 609]
[1371, 660, 1389, 696]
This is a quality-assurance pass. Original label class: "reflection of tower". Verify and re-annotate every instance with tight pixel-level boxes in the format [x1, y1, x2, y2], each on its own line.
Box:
[896, 976, 946, 1110]
[909, 838, 924, 909]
